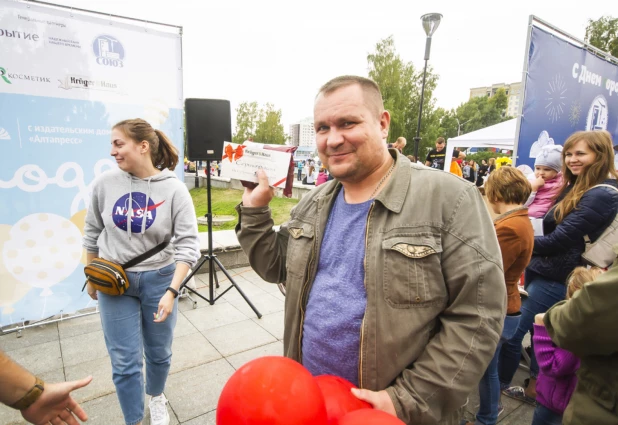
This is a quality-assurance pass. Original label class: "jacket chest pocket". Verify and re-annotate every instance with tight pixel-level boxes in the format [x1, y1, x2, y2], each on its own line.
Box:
[382, 235, 446, 308]
[286, 221, 315, 279]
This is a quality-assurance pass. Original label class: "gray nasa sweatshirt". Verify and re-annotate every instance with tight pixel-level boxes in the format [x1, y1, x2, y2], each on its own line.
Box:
[83, 168, 200, 271]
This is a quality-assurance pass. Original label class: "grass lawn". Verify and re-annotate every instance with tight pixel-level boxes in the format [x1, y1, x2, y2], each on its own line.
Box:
[190, 187, 300, 232]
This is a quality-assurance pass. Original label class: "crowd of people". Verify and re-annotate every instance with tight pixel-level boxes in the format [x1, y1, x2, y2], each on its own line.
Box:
[296, 158, 333, 186]
[238, 76, 618, 425]
[2, 75, 617, 425]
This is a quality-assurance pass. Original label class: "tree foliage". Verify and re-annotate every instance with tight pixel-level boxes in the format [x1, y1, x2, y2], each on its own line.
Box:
[465, 151, 510, 164]
[367, 37, 512, 160]
[585, 16, 618, 58]
[367, 36, 438, 157]
[232, 101, 259, 144]
[233, 102, 287, 145]
[254, 103, 287, 145]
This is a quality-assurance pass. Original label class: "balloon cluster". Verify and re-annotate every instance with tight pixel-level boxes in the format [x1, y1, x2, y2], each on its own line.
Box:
[216, 356, 405, 425]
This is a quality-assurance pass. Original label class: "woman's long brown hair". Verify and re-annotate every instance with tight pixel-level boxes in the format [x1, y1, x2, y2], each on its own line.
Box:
[553, 130, 618, 223]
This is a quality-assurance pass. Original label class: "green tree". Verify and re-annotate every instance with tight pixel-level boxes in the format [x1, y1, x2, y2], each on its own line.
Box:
[449, 88, 510, 135]
[367, 36, 439, 157]
[254, 103, 287, 145]
[465, 151, 509, 164]
[232, 101, 259, 143]
[585, 16, 618, 58]
[233, 102, 287, 145]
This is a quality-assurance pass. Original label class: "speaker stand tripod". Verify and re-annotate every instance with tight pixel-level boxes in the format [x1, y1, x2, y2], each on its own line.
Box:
[179, 159, 262, 318]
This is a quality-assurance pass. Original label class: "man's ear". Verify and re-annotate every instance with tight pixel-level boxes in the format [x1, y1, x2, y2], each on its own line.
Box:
[380, 110, 391, 139]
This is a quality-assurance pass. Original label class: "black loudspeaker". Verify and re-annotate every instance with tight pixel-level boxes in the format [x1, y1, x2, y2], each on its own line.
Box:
[185, 98, 231, 161]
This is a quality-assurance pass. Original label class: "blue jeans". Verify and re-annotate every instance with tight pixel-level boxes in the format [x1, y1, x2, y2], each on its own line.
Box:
[475, 314, 521, 425]
[98, 263, 178, 425]
[532, 404, 562, 425]
[499, 270, 566, 387]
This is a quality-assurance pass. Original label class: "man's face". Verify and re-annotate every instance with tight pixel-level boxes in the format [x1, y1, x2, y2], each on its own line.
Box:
[314, 84, 390, 182]
[436, 141, 445, 152]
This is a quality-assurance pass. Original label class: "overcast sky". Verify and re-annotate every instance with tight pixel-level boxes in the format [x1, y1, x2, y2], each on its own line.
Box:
[51, 0, 615, 131]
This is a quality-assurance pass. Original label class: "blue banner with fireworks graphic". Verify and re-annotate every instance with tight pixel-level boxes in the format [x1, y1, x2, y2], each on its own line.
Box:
[517, 25, 618, 170]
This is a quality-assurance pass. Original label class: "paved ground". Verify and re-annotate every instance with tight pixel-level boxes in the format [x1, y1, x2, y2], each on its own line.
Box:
[0, 267, 534, 424]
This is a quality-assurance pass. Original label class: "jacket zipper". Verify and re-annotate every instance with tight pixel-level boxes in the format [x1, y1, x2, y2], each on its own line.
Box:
[358, 202, 375, 389]
[297, 222, 319, 363]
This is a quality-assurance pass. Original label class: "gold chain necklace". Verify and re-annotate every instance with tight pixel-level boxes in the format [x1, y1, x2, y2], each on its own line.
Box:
[370, 160, 396, 199]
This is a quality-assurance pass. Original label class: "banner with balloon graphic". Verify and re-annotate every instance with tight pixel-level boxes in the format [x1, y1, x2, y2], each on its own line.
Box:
[0, 2, 183, 327]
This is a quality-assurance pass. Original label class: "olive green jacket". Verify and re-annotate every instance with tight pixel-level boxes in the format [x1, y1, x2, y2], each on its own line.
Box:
[545, 249, 618, 425]
[235, 151, 507, 424]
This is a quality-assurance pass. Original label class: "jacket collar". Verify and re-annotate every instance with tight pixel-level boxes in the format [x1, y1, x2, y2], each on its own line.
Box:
[313, 149, 409, 213]
[493, 207, 529, 224]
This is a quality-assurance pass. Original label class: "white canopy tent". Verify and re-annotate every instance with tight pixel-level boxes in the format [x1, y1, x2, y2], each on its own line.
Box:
[444, 118, 517, 172]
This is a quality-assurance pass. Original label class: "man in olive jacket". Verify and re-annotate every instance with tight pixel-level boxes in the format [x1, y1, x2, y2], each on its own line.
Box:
[235, 76, 507, 425]
[543, 249, 618, 425]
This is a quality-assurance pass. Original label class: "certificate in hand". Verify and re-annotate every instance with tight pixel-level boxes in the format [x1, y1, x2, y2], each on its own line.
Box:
[220, 142, 292, 188]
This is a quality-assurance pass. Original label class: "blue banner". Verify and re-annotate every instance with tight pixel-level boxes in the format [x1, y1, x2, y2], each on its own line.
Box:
[517, 26, 618, 169]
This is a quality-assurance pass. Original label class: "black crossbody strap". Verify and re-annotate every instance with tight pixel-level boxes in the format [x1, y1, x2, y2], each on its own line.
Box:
[122, 241, 170, 269]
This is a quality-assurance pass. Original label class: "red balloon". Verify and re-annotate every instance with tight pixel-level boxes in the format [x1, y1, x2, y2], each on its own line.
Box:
[216, 356, 327, 425]
[338, 409, 406, 425]
[314, 375, 372, 424]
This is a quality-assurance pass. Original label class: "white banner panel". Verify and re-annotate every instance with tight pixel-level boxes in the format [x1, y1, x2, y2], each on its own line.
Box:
[0, 0, 184, 326]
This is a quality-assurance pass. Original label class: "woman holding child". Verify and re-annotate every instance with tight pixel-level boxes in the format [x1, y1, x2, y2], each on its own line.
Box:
[499, 130, 618, 406]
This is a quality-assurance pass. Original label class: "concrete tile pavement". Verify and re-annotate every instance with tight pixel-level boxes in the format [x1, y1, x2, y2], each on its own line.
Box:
[0, 267, 534, 424]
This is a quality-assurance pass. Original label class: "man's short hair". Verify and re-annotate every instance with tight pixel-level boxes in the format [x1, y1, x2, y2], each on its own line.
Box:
[436, 137, 445, 145]
[395, 137, 407, 146]
[317, 75, 384, 118]
[485, 167, 531, 205]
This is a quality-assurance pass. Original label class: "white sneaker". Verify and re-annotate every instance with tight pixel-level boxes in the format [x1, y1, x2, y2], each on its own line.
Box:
[149, 394, 170, 425]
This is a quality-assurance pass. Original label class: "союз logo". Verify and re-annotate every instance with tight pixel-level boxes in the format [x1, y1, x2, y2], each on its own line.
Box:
[0, 67, 11, 84]
[92, 35, 124, 67]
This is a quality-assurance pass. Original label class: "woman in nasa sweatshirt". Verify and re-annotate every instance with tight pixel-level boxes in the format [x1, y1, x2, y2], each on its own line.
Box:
[83, 119, 199, 425]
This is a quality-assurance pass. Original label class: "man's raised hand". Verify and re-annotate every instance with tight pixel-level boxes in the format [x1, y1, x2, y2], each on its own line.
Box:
[242, 169, 275, 208]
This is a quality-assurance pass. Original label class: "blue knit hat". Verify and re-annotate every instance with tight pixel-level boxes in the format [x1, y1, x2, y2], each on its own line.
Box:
[534, 145, 563, 172]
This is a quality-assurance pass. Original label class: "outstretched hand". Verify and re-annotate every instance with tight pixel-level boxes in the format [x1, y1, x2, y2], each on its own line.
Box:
[242, 169, 275, 208]
[21, 376, 92, 425]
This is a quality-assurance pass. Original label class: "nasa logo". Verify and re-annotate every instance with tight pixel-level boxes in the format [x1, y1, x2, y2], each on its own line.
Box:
[112, 192, 164, 233]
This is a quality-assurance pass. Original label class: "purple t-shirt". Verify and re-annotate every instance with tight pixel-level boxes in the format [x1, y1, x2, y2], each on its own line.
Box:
[301, 189, 372, 385]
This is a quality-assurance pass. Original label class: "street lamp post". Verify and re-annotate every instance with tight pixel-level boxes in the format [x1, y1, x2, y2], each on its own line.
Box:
[456, 118, 472, 136]
[413, 13, 442, 162]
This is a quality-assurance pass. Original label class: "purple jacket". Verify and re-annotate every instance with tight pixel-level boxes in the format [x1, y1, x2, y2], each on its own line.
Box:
[533, 324, 580, 414]
[528, 174, 563, 218]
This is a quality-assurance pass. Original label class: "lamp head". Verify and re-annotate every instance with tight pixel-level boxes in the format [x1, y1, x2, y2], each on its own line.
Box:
[421, 13, 442, 37]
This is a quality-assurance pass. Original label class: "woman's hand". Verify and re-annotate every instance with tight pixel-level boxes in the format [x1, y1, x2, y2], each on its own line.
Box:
[154, 291, 175, 323]
[86, 282, 98, 300]
[534, 313, 546, 326]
